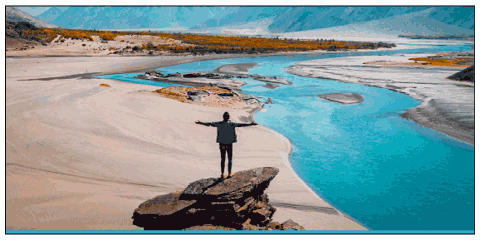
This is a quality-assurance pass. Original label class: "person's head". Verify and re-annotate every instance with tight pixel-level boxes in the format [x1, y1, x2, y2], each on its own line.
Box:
[223, 112, 230, 122]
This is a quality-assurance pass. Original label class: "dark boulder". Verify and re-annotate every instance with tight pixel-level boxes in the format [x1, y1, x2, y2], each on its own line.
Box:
[183, 73, 203, 78]
[217, 92, 235, 98]
[181, 72, 234, 79]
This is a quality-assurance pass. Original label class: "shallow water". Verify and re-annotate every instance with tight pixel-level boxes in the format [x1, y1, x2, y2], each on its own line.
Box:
[98, 43, 474, 230]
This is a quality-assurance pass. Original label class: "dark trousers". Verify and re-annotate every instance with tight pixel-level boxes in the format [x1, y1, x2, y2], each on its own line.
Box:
[219, 143, 233, 174]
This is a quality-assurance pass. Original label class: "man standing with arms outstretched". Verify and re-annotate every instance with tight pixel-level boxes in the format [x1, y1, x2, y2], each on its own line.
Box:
[195, 112, 258, 179]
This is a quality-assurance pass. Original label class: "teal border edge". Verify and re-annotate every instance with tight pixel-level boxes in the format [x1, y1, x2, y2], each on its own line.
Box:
[6, 230, 474, 234]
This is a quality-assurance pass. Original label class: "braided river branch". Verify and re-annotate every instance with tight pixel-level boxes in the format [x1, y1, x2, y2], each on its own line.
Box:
[286, 53, 474, 145]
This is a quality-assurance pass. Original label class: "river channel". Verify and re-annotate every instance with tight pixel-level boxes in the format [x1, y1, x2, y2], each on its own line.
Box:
[97, 42, 474, 230]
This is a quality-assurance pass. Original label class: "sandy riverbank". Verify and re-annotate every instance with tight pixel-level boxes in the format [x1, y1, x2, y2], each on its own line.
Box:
[287, 53, 474, 145]
[6, 55, 366, 230]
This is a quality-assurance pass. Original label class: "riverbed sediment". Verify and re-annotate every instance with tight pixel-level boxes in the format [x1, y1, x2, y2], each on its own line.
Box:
[286, 53, 474, 145]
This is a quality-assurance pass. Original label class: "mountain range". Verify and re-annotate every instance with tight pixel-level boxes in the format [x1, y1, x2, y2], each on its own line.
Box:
[6, 7, 57, 28]
[12, 6, 475, 36]
[15, 7, 51, 16]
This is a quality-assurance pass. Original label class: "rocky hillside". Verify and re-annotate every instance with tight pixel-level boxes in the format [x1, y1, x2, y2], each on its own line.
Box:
[6, 7, 57, 28]
[5, 21, 48, 49]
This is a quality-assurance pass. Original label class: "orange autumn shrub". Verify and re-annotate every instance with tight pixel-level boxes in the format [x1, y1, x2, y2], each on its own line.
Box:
[22, 27, 395, 54]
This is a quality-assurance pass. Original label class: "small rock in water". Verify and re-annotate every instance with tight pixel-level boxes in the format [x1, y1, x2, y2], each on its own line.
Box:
[317, 93, 364, 105]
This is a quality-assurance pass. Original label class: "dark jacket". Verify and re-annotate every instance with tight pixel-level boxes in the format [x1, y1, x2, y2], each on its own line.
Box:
[199, 120, 254, 144]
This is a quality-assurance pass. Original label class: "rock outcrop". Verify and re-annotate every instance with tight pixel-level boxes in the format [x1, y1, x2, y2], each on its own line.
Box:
[207, 83, 263, 105]
[183, 72, 235, 79]
[136, 70, 291, 85]
[217, 92, 235, 99]
[140, 70, 166, 79]
[187, 89, 210, 102]
[447, 65, 474, 82]
[132, 167, 305, 230]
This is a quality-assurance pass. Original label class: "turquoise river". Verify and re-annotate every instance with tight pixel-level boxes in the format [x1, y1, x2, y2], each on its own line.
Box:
[97, 42, 474, 231]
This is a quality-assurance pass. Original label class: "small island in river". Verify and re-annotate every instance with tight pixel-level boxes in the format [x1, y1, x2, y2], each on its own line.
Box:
[317, 93, 364, 105]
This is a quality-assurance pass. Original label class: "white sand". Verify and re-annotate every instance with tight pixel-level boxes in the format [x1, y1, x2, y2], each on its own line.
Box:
[6, 56, 366, 230]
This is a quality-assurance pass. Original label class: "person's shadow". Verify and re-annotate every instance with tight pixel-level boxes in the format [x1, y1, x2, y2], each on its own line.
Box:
[179, 177, 226, 200]
[202, 178, 224, 192]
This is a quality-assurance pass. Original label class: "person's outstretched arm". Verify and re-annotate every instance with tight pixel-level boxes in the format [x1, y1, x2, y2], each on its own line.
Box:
[233, 121, 258, 127]
[195, 121, 218, 127]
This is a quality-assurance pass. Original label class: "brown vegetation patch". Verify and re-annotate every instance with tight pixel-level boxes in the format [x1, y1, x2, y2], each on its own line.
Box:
[99, 83, 111, 87]
[408, 57, 473, 68]
[364, 54, 474, 68]
[154, 86, 243, 108]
